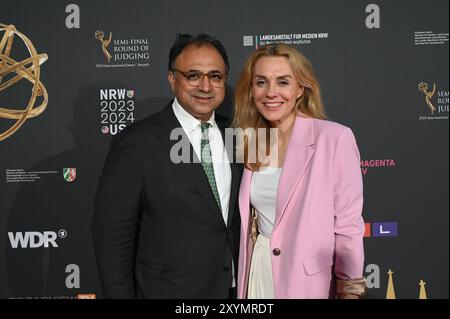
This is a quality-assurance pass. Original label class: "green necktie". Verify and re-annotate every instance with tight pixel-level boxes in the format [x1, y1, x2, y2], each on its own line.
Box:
[200, 123, 222, 211]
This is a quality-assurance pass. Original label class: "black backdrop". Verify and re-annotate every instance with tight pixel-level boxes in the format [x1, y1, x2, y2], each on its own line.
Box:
[1, 0, 448, 299]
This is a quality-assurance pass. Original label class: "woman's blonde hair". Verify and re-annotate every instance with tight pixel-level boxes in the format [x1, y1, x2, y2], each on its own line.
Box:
[233, 43, 326, 170]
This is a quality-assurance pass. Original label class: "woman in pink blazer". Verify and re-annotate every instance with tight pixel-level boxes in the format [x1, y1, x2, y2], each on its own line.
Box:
[233, 43, 366, 299]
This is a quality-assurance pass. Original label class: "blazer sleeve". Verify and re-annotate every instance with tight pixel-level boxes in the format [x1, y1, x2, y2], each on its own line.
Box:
[91, 132, 144, 298]
[332, 127, 365, 280]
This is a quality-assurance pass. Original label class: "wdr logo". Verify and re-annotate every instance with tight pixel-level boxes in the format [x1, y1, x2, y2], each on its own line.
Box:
[8, 229, 67, 248]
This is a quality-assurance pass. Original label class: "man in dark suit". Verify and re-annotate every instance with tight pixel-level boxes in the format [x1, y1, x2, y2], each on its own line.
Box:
[92, 34, 241, 298]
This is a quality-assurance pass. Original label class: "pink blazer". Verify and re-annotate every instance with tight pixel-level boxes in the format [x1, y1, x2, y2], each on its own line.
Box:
[237, 116, 365, 299]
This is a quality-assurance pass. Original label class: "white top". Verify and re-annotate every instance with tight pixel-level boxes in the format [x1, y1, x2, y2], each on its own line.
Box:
[250, 166, 283, 237]
[172, 99, 232, 225]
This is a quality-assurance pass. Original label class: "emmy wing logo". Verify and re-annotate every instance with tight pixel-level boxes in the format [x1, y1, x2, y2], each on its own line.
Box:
[63, 168, 76, 182]
[417, 82, 449, 120]
[95, 30, 112, 63]
[418, 82, 436, 114]
[0, 23, 48, 141]
[94, 29, 150, 68]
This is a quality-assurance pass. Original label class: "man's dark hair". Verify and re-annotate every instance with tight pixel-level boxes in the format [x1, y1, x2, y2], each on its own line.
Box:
[168, 33, 230, 74]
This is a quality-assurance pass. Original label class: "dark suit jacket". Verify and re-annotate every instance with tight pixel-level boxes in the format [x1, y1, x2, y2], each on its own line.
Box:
[92, 102, 242, 298]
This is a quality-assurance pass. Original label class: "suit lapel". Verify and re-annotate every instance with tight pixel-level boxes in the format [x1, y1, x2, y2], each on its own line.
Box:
[227, 163, 242, 227]
[217, 118, 241, 228]
[274, 117, 315, 230]
[238, 168, 253, 232]
[155, 104, 225, 226]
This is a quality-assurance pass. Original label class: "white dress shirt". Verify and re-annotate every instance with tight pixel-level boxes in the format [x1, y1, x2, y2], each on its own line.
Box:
[172, 98, 232, 225]
[172, 99, 235, 288]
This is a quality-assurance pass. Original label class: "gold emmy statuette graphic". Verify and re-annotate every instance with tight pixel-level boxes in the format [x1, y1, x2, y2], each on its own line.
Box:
[418, 280, 427, 299]
[0, 23, 48, 141]
[95, 30, 112, 63]
[386, 269, 396, 299]
[418, 81, 437, 114]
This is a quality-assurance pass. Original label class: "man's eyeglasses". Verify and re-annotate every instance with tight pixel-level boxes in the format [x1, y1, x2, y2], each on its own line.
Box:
[172, 69, 226, 88]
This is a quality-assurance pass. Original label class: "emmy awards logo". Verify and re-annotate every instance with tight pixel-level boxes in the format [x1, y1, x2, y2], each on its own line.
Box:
[418, 81, 437, 114]
[95, 30, 112, 63]
[0, 23, 48, 141]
